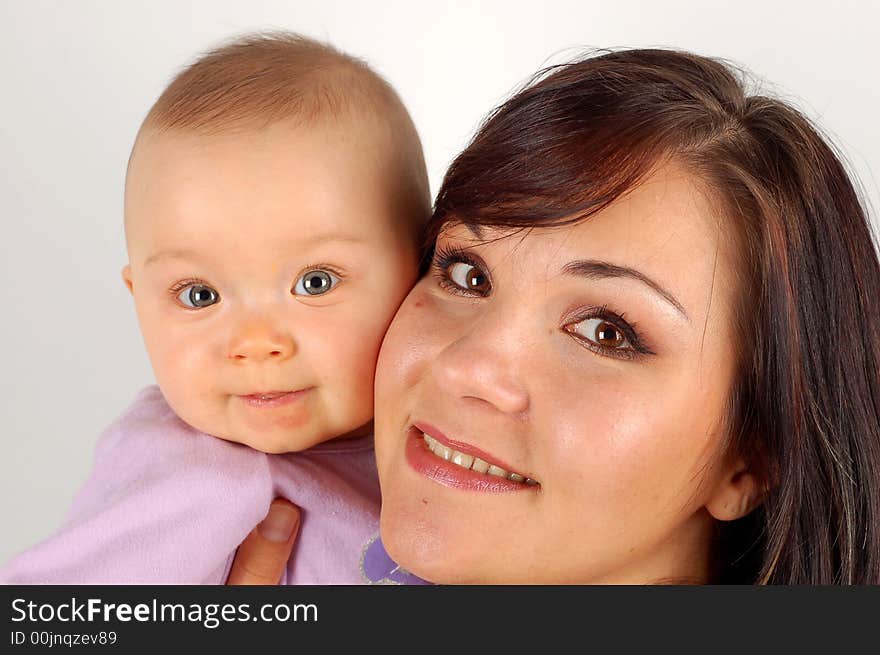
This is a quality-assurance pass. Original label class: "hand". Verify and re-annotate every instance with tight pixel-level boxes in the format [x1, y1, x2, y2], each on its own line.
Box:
[226, 498, 301, 585]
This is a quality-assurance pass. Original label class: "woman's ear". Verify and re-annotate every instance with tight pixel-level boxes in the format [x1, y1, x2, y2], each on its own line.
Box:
[122, 265, 133, 294]
[705, 457, 764, 521]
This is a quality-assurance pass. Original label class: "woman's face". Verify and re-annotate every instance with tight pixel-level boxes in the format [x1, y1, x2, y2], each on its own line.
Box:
[374, 162, 750, 584]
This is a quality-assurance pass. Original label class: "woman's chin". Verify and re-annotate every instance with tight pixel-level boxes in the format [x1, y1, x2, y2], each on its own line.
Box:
[379, 503, 483, 584]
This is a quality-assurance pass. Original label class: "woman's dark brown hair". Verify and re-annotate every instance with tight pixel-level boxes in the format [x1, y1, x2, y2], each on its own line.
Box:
[427, 49, 880, 584]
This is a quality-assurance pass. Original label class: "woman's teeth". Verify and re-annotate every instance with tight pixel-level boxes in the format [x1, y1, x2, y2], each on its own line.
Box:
[422, 433, 538, 486]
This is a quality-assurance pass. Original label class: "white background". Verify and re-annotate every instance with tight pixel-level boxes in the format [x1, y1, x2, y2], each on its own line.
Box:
[1, 0, 878, 564]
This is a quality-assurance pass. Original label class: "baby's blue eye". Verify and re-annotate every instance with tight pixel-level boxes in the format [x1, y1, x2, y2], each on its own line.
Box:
[177, 284, 220, 308]
[293, 269, 340, 296]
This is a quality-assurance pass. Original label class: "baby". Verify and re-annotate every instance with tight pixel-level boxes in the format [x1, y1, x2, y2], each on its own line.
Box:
[1, 32, 429, 583]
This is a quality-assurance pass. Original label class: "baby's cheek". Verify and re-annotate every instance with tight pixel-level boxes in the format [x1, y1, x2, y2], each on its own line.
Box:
[159, 340, 209, 392]
[317, 318, 383, 417]
[146, 329, 223, 427]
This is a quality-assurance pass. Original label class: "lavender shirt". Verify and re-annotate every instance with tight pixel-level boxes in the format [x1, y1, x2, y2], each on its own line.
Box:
[1, 386, 425, 585]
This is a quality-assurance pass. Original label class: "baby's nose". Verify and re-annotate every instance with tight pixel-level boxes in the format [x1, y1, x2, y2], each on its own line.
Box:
[227, 324, 296, 362]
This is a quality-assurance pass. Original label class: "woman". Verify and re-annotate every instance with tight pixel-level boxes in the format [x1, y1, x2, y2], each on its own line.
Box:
[232, 48, 880, 584]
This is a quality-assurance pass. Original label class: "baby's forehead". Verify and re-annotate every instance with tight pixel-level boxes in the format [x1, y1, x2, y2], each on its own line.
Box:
[128, 119, 400, 213]
[126, 122, 425, 269]
[125, 154, 418, 274]
[127, 112, 412, 198]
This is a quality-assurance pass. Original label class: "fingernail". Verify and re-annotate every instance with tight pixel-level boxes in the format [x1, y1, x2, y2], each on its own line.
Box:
[258, 502, 299, 542]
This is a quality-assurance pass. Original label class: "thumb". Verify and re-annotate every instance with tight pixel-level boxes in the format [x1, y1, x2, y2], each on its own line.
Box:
[226, 498, 301, 585]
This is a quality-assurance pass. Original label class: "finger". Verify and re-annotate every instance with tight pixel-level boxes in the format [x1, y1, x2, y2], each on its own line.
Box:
[226, 498, 301, 585]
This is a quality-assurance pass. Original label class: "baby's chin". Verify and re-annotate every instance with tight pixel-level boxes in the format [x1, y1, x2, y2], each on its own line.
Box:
[175, 411, 326, 454]
[214, 426, 331, 454]
[167, 401, 328, 454]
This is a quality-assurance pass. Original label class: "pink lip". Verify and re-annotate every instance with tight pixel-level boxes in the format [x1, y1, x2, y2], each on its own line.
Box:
[406, 423, 536, 492]
[412, 421, 524, 475]
[237, 388, 311, 409]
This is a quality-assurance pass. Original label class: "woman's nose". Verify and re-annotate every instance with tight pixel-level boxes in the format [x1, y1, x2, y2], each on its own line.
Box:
[227, 318, 296, 363]
[431, 318, 530, 416]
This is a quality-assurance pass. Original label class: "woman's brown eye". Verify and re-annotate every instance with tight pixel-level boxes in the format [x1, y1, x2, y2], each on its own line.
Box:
[448, 262, 490, 294]
[595, 321, 625, 347]
[570, 318, 630, 350]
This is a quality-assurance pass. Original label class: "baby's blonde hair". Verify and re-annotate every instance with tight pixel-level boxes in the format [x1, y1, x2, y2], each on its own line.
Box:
[143, 31, 410, 133]
[125, 31, 429, 245]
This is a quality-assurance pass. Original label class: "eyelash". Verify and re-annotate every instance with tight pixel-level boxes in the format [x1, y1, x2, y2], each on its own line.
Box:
[167, 264, 347, 305]
[565, 304, 654, 361]
[431, 245, 654, 361]
[432, 244, 490, 298]
[167, 277, 213, 308]
[300, 263, 346, 283]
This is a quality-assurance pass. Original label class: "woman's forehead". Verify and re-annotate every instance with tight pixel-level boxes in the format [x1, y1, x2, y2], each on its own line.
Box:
[447, 165, 725, 264]
[440, 163, 738, 320]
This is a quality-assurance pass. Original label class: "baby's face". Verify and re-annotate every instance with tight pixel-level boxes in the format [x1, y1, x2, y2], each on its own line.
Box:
[123, 119, 421, 452]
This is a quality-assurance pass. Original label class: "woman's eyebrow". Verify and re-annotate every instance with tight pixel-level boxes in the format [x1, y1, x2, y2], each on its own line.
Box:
[562, 259, 691, 323]
[464, 223, 484, 239]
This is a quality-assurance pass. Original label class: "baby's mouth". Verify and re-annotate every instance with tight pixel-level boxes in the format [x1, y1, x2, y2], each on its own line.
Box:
[420, 431, 539, 486]
[250, 391, 290, 401]
[237, 388, 312, 408]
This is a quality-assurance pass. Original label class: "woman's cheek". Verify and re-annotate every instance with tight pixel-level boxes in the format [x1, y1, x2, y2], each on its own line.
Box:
[540, 369, 672, 498]
[378, 284, 457, 391]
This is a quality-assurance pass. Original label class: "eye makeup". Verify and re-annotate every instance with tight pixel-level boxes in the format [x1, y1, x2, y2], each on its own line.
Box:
[562, 304, 656, 361]
[431, 241, 656, 362]
[431, 244, 492, 298]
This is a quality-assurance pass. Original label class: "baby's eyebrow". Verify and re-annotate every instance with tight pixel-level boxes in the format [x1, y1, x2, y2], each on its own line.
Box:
[143, 234, 367, 267]
[562, 259, 691, 323]
[303, 233, 367, 246]
[143, 249, 199, 266]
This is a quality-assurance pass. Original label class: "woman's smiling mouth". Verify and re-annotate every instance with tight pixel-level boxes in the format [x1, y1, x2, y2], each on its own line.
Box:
[422, 432, 538, 484]
[405, 423, 540, 491]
